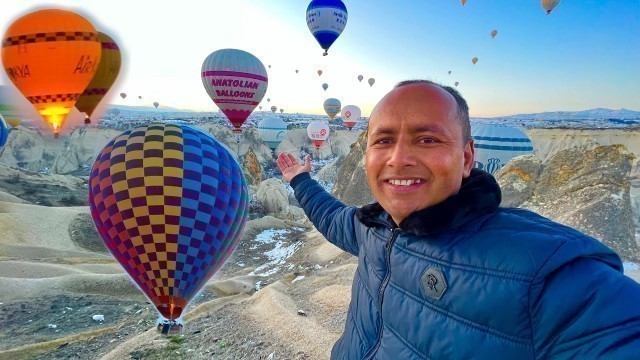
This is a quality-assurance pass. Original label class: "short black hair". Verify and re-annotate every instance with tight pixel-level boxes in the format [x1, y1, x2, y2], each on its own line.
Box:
[394, 79, 471, 143]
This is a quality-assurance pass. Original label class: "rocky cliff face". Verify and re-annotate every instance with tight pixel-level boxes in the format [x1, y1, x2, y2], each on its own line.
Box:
[496, 145, 639, 261]
[332, 130, 373, 206]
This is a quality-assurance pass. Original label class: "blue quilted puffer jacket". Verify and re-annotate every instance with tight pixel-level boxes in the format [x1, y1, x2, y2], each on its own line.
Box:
[290, 169, 640, 359]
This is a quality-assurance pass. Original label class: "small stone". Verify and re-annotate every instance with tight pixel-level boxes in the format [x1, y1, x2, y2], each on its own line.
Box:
[48, 324, 57, 329]
[297, 310, 307, 317]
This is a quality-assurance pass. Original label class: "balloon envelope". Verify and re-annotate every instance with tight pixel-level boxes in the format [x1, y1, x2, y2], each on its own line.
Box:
[491, 30, 498, 38]
[541, 0, 561, 14]
[201, 49, 268, 133]
[89, 123, 249, 323]
[0, 114, 8, 148]
[454, 82, 459, 87]
[258, 115, 288, 150]
[368, 78, 375, 87]
[322, 83, 328, 91]
[317, 70, 323, 77]
[461, 0, 467, 5]
[271, 106, 277, 113]
[357, 75, 363, 82]
[323, 98, 341, 120]
[1, 9, 102, 138]
[341, 105, 361, 130]
[472, 57, 478, 64]
[153, 102, 159, 109]
[472, 124, 533, 175]
[280, 109, 284, 114]
[307, 120, 330, 149]
[306, 0, 348, 56]
[75, 32, 121, 124]
[120, 93, 127, 99]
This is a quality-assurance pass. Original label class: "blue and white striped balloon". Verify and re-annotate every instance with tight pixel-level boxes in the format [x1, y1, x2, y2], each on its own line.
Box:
[306, 0, 348, 56]
[0, 114, 8, 149]
[472, 124, 533, 175]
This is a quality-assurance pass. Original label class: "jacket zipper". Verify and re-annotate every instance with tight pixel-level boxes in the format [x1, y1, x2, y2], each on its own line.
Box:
[363, 228, 398, 360]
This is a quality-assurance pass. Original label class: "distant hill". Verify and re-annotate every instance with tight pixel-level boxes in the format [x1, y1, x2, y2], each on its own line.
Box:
[107, 104, 194, 113]
[484, 108, 640, 121]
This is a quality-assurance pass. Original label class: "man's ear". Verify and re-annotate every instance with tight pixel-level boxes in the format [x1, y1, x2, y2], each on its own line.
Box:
[462, 139, 475, 177]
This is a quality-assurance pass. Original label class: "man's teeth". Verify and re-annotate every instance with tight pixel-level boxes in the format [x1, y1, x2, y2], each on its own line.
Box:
[389, 179, 422, 186]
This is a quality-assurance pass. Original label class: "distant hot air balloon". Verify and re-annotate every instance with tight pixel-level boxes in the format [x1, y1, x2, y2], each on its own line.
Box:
[0, 114, 8, 148]
[368, 78, 375, 87]
[201, 49, 268, 134]
[280, 108, 284, 114]
[89, 123, 249, 334]
[357, 75, 363, 82]
[448, 71, 452, 75]
[268, 65, 271, 69]
[306, 0, 348, 56]
[138, 96, 142, 100]
[267, 98, 271, 103]
[491, 30, 498, 39]
[1, 9, 102, 138]
[76, 32, 121, 125]
[271, 106, 277, 113]
[341, 105, 361, 130]
[153, 102, 159, 109]
[454, 82, 459, 87]
[541, 0, 561, 14]
[6, 118, 20, 129]
[317, 70, 323, 77]
[258, 115, 288, 151]
[295, 69, 299, 74]
[323, 98, 341, 120]
[259, 106, 263, 110]
[307, 120, 330, 149]
[461, 0, 468, 5]
[120, 93, 126, 99]
[472, 124, 533, 175]
[472, 57, 478, 65]
[322, 83, 329, 91]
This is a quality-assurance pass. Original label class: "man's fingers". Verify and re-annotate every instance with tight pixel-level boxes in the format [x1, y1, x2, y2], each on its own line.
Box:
[286, 153, 299, 166]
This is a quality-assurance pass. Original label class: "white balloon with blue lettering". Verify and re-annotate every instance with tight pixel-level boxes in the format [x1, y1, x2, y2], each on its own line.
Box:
[258, 115, 288, 151]
[472, 124, 533, 175]
[306, 0, 348, 56]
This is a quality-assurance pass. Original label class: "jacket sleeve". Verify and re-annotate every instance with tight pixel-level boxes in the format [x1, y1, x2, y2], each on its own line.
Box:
[290, 172, 360, 256]
[530, 255, 640, 359]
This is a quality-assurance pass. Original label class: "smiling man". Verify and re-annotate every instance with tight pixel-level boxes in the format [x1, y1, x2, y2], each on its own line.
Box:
[277, 80, 640, 359]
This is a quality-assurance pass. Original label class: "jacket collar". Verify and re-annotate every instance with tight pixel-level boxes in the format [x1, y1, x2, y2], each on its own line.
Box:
[356, 169, 501, 235]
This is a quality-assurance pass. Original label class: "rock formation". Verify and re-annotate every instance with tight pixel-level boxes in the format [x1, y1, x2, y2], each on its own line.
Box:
[496, 145, 638, 261]
[332, 130, 373, 206]
[256, 178, 305, 222]
[242, 148, 263, 187]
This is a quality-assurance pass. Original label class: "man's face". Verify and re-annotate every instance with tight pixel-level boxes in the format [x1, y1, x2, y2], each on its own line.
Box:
[365, 83, 475, 226]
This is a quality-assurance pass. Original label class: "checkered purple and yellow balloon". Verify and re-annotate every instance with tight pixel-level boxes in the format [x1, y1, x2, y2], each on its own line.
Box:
[89, 124, 249, 321]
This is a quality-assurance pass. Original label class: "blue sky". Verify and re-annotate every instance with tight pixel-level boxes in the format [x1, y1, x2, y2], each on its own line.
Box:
[1, 0, 638, 117]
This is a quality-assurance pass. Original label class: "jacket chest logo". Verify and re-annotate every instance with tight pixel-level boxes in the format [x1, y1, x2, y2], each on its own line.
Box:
[421, 267, 447, 300]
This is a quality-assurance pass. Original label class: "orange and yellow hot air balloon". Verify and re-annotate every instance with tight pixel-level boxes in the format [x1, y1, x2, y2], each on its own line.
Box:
[76, 32, 121, 125]
[1, 9, 102, 138]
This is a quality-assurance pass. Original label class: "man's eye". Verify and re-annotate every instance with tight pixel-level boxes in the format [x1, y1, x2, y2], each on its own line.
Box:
[373, 138, 391, 145]
[419, 137, 439, 144]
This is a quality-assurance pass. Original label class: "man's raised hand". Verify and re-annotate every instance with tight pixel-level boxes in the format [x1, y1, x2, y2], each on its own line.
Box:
[277, 152, 311, 183]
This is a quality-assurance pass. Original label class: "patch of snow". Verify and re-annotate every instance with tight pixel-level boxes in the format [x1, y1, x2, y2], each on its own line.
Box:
[292, 275, 305, 283]
[92, 315, 105, 322]
[623, 262, 639, 272]
[611, 192, 624, 201]
[47, 324, 57, 329]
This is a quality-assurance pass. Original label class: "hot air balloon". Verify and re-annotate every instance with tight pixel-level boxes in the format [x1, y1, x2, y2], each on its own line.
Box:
[76, 32, 121, 125]
[541, 0, 561, 14]
[1, 9, 102, 139]
[268, 65, 271, 69]
[454, 82, 459, 87]
[258, 114, 288, 151]
[368, 78, 376, 87]
[341, 105, 361, 131]
[259, 106, 263, 110]
[0, 114, 8, 148]
[295, 69, 299, 74]
[89, 123, 249, 334]
[267, 98, 271, 103]
[120, 93, 127, 99]
[153, 102, 159, 109]
[280, 109, 284, 114]
[461, 0, 467, 5]
[317, 70, 323, 77]
[201, 49, 268, 134]
[472, 124, 533, 175]
[138, 96, 142, 100]
[472, 57, 478, 65]
[271, 106, 277, 113]
[323, 98, 341, 120]
[322, 83, 329, 91]
[448, 71, 452, 75]
[491, 30, 498, 39]
[358, 75, 364, 82]
[306, 0, 348, 56]
[307, 120, 330, 149]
